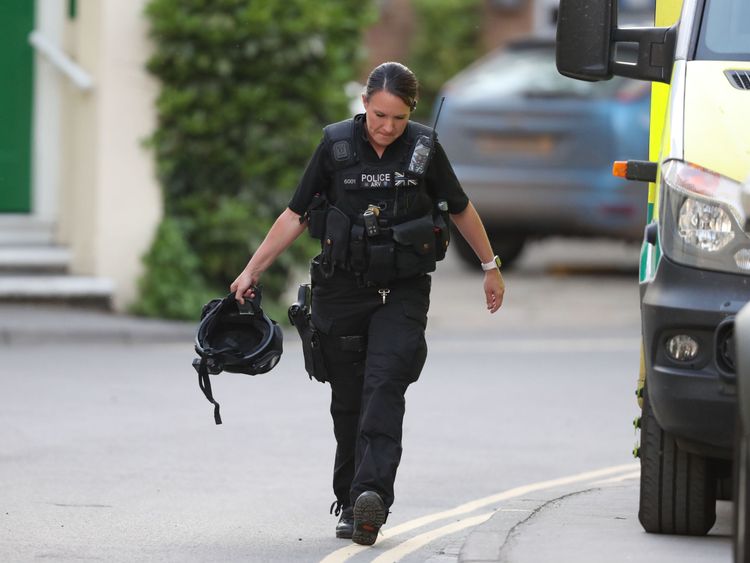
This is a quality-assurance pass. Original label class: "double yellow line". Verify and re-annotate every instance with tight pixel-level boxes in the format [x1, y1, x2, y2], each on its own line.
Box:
[320, 463, 639, 563]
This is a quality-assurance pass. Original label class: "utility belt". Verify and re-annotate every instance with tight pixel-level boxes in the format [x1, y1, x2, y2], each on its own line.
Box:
[307, 202, 450, 286]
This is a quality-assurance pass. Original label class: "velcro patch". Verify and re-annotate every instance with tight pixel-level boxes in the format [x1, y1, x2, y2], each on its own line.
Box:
[332, 140, 351, 162]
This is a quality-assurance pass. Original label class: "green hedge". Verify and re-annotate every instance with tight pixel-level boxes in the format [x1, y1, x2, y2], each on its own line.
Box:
[133, 0, 374, 319]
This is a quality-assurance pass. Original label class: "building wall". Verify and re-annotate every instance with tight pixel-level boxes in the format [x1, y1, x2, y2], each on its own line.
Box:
[57, 0, 161, 310]
[363, 0, 536, 81]
[92, 0, 161, 311]
[362, 0, 416, 76]
[32, 0, 65, 223]
[481, 1, 536, 51]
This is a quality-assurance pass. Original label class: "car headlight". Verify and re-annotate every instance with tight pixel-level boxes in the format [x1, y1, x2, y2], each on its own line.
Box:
[660, 160, 749, 273]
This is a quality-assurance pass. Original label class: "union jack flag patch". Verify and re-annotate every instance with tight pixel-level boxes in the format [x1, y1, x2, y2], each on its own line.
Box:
[394, 171, 419, 187]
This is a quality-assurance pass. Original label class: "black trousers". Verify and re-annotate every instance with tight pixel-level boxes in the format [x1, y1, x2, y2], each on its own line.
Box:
[311, 262, 430, 509]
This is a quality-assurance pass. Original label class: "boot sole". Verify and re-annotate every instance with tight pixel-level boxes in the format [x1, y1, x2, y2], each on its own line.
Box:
[352, 493, 386, 546]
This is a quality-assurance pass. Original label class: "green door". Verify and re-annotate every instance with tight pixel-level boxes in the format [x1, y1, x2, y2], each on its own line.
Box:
[0, 1, 35, 213]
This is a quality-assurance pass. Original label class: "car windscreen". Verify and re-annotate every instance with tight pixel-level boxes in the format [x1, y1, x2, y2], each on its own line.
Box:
[453, 47, 625, 99]
[695, 0, 750, 61]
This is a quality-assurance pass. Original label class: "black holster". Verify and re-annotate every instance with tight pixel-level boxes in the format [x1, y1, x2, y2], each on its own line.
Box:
[288, 284, 328, 383]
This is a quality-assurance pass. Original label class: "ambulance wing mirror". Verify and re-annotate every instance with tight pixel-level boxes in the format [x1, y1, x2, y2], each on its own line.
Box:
[556, 0, 617, 81]
[556, 0, 678, 85]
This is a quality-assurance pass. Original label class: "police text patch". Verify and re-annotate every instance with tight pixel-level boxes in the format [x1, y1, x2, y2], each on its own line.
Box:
[360, 172, 392, 188]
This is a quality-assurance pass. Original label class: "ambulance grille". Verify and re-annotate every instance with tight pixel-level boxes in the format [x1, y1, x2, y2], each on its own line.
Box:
[726, 70, 750, 90]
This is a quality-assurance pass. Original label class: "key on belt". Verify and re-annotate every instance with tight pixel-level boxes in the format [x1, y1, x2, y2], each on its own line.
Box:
[378, 288, 390, 305]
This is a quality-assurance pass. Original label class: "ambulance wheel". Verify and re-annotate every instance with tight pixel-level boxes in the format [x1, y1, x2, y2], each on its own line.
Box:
[735, 415, 750, 563]
[638, 386, 716, 535]
[717, 472, 733, 501]
[452, 229, 525, 270]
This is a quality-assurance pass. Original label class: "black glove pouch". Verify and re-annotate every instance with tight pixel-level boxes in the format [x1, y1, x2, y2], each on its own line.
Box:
[391, 214, 437, 279]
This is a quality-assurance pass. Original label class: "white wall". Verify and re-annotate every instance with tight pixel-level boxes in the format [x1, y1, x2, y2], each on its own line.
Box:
[56, 0, 162, 311]
[92, 0, 162, 310]
[32, 0, 66, 225]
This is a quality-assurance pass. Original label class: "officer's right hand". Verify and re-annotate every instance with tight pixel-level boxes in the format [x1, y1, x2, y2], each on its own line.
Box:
[230, 269, 259, 305]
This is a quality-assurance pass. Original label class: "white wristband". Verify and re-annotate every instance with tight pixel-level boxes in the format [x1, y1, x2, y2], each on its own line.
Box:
[481, 255, 502, 271]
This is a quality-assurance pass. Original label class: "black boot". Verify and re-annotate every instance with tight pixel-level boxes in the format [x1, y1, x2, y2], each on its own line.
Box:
[352, 491, 386, 546]
[330, 501, 354, 539]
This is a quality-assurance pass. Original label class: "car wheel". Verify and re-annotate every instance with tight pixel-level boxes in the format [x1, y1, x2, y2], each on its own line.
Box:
[638, 386, 716, 535]
[735, 415, 750, 563]
[451, 229, 525, 270]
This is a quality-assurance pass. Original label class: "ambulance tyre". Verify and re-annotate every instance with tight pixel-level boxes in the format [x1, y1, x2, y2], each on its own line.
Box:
[734, 414, 750, 563]
[453, 229, 525, 270]
[638, 386, 716, 535]
[717, 472, 733, 501]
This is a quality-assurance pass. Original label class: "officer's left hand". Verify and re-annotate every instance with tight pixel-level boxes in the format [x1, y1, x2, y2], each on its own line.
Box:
[484, 270, 505, 314]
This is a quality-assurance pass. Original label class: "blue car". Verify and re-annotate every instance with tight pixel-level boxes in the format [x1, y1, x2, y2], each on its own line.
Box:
[435, 39, 651, 267]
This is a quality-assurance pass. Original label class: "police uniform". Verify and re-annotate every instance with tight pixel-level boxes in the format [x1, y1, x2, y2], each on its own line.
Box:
[288, 113, 469, 512]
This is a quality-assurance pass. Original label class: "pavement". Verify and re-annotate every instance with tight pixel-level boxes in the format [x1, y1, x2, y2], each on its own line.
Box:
[0, 303, 196, 345]
[459, 475, 732, 563]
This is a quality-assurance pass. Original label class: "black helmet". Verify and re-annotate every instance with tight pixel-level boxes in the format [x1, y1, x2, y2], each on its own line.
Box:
[192, 288, 283, 424]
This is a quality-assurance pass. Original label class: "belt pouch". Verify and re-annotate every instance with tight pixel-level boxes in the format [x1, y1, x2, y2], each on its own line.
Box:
[364, 242, 395, 285]
[433, 213, 450, 261]
[391, 214, 437, 279]
[322, 206, 350, 275]
[349, 224, 367, 273]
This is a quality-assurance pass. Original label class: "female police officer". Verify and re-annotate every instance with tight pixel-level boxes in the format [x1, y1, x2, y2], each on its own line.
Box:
[231, 62, 504, 546]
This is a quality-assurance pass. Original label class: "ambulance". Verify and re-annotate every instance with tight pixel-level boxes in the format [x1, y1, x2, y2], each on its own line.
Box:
[556, 0, 750, 542]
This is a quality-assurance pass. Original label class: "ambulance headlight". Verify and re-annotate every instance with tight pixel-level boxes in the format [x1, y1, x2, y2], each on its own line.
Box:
[677, 198, 734, 252]
[660, 160, 749, 273]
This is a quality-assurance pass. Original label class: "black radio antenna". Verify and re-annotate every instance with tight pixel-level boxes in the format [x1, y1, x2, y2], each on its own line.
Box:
[432, 96, 446, 134]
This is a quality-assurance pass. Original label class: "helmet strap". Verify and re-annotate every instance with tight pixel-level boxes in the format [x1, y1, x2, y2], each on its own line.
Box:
[197, 358, 222, 425]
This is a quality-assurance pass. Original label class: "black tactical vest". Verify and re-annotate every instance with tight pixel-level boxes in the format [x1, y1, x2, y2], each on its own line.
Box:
[322, 118, 434, 224]
[306, 117, 450, 284]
